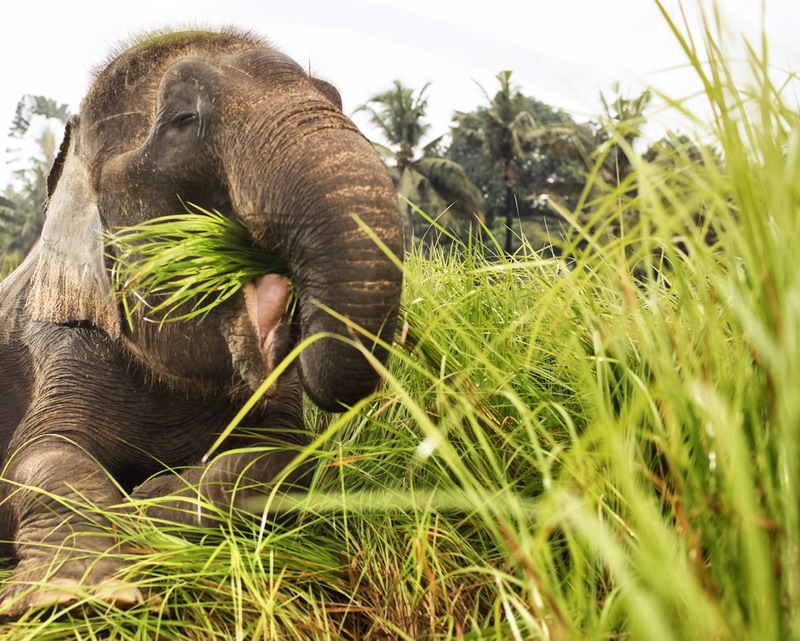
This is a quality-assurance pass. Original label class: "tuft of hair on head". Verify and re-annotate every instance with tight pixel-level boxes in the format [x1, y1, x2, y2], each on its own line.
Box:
[91, 25, 272, 80]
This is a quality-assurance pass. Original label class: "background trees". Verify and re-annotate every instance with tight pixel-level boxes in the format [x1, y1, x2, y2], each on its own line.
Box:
[1, 95, 71, 276]
[354, 75, 612, 254]
[449, 74, 604, 252]
[356, 81, 485, 247]
[451, 71, 540, 253]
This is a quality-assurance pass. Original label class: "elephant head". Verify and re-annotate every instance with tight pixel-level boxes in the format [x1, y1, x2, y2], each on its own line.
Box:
[24, 30, 404, 411]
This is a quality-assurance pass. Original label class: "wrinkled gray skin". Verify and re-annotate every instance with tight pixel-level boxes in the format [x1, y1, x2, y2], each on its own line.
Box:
[0, 30, 403, 616]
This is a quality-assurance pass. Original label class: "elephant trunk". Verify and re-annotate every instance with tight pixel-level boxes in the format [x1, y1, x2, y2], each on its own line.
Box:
[228, 116, 404, 411]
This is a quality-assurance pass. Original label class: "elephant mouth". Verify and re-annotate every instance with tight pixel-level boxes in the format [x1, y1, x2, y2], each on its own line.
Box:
[242, 274, 293, 375]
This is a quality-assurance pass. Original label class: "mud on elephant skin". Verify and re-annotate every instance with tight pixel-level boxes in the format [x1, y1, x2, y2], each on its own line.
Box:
[0, 29, 403, 616]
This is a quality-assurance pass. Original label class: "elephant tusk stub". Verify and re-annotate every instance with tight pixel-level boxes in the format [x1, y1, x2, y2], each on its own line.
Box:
[243, 274, 291, 374]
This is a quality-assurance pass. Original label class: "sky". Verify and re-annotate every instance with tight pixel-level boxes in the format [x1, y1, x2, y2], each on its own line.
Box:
[1, 0, 798, 187]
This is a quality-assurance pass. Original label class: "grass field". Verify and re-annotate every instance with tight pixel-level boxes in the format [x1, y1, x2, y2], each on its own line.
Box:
[2, 3, 799, 639]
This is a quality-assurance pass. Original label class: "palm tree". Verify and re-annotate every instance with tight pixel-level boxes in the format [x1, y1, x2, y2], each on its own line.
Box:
[599, 85, 653, 187]
[1, 95, 71, 275]
[452, 71, 540, 253]
[356, 82, 485, 247]
[9, 95, 71, 139]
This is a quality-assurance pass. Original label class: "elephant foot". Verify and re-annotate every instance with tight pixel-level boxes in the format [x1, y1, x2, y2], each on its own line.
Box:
[0, 557, 144, 618]
[93, 578, 145, 607]
[22, 577, 79, 609]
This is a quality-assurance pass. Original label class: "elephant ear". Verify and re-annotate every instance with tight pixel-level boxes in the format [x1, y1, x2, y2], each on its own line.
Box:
[25, 117, 120, 338]
[311, 78, 342, 110]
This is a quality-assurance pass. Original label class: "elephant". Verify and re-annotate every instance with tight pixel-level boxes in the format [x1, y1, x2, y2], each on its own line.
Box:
[0, 29, 403, 616]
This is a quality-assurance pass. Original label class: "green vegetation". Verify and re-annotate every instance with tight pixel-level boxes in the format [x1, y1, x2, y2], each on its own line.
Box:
[356, 81, 485, 246]
[0, 96, 71, 277]
[106, 203, 289, 326]
[449, 98, 599, 254]
[452, 70, 549, 253]
[2, 3, 799, 640]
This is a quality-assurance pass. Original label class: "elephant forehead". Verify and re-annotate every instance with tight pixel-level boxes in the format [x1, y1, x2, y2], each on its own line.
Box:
[90, 29, 269, 89]
[81, 30, 275, 141]
[223, 49, 306, 80]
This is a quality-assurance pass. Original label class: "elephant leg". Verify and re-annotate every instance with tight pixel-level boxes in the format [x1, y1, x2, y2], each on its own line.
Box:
[0, 442, 143, 617]
[130, 448, 313, 528]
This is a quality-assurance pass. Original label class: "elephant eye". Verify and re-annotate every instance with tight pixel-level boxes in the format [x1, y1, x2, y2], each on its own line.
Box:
[170, 111, 198, 127]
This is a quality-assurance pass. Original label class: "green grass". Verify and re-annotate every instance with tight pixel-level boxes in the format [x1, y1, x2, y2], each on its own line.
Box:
[3, 2, 800, 639]
[106, 202, 289, 326]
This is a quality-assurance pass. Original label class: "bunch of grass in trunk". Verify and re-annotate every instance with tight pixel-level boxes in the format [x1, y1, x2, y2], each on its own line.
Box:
[106, 202, 289, 326]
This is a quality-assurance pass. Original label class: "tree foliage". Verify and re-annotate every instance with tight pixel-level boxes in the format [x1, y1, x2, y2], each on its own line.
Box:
[1, 95, 71, 276]
[9, 95, 71, 140]
[449, 74, 605, 252]
[356, 82, 485, 246]
[596, 85, 654, 189]
[451, 71, 540, 252]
